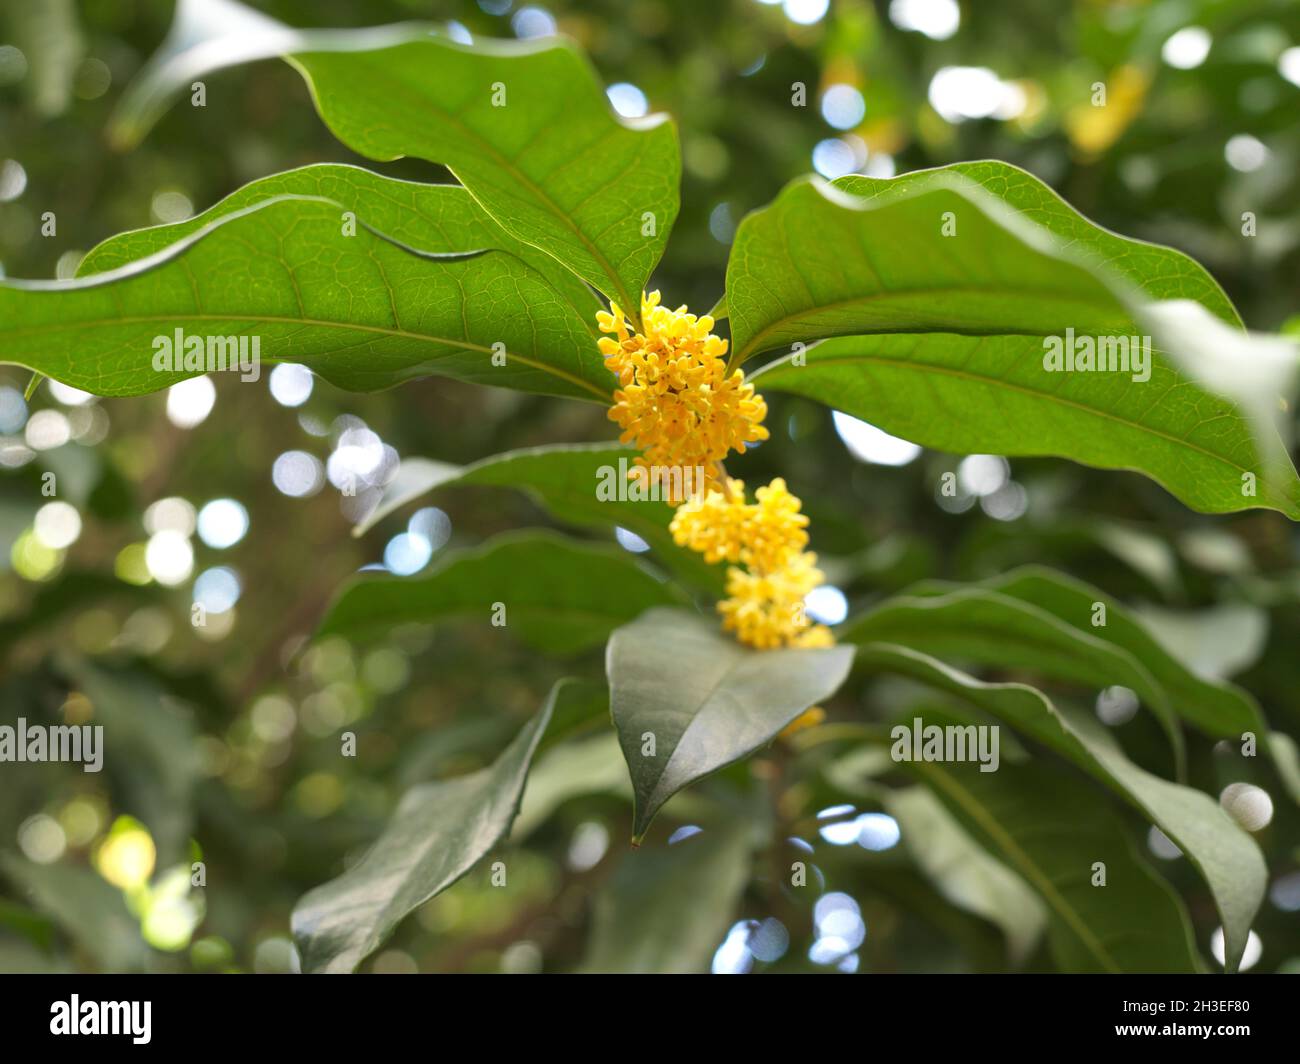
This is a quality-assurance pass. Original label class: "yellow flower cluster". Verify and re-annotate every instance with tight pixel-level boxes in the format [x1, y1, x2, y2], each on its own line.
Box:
[599, 294, 835, 652]
[597, 292, 768, 502]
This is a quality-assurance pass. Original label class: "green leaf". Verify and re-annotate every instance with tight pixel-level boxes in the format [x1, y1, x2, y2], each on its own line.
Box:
[884, 786, 1046, 966]
[889, 709, 1200, 973]
[1, 194, 611, 401]
[512, 732, 629, 840]
[578, 822, 752, 973]
[0, 856, 147, 973]
[879, 161, 1239, 322]
[77, 162, 601, 328]
[607, 608, 854, 841]
[317, 531, 689, 654]
[842, 585, 1187, 778]
[291, 682, 557, 974]
[736, 162, 1300, 518]
[974, 565, 1299, 803]
[354, 443, 723, 593]
[113, 3, 678, 315]
[857, 642, 1266, 971]
[54, 658, 200, 864]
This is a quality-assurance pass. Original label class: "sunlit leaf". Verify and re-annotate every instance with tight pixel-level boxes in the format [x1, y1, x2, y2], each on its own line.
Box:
[1, 195, 610, 401]
[737, 162, 1300, 518]
[113, 0, 679, 314]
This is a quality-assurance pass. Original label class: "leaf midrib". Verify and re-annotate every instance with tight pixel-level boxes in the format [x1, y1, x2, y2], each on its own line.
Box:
[733, 285, 1127, 365]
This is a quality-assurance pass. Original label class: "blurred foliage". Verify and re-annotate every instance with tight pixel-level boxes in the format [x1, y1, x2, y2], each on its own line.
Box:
[0, 0, 1297, 974]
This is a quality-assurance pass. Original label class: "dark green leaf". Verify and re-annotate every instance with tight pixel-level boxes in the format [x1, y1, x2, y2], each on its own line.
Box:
[842, 584, 1186, 777]
[978, 565, 1299, 803]
[318, 531, 689, 653]
[857, 642, 1266, 971]
[578, 822, 751, 973]
[354, 443, 723, 592]
[607, 608, 854, 841]
[291, 682, 556, 974]
[891, 708, 1199, 973]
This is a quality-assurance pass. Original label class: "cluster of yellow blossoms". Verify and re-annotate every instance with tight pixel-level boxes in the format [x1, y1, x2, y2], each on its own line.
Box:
[597, 293, 835, 651]
[596, 291, 767, 502]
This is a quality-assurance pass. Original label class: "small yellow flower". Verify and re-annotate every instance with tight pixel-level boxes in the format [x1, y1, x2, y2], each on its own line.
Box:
[670, 477, 809, 572]
[779, 705, 827, 740]
[598, 291, 768, 503]
[718, 550, 828, 650]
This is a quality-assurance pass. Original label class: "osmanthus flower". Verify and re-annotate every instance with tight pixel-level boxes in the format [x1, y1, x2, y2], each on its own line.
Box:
[670, 477, 809, 571]
[597, 291, 768, 502]
[718, 550, 833, 650]
[598, 295, 834, 652]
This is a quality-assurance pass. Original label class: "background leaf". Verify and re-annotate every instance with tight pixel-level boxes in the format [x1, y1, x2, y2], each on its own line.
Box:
[843, 584, 1186, 777]
[291, 682, 557, 974]
[884, 785, 1047, 967]
[857, 641, 1266, 971]
[0, 856, 146, 973]
[355, 443, 723, 592]
[318, 530, 689, 654]
[974, 565, 1299, 802]
[578, 822, 751, 973]
[888, 708, 1200, 973]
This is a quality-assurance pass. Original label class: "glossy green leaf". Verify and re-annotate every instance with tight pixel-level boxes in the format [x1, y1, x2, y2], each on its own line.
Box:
[1, 194, 611, 401]
[579, 822, 751, 973]
[318, 531, 688, 654]
[114, 2, 678, 315]
[737, 162, 1300, 517]
[354, 443, 722, 592]
[842, 585, 1186, 777]
[291, 682, 556, 974]
[857, 642, 1266, 971]
[607, 608, 854, 841]
[77, 162, 601, 328]
[891, 708, 1199, 973]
